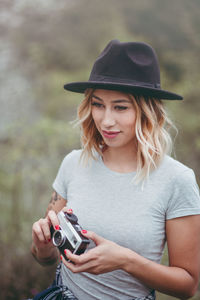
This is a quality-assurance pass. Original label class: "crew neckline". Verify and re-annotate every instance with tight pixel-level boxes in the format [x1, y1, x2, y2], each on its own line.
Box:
[97, 153, 136, 177]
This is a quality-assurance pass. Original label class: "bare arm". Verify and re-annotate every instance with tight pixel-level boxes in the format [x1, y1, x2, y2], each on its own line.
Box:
[31, 190, 67, 266]
[123, 215, 200, 299]
[45, 191, 67, 216]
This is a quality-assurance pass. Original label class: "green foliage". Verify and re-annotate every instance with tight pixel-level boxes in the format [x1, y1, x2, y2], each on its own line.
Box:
[0, 0, 200, 299]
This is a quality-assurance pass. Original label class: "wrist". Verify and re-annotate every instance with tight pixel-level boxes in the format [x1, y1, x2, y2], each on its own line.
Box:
[121, 247, 140, 274]
[116, 246, 133, 272]
[122, 247, 153, 279]
[31, 243, 58, 266]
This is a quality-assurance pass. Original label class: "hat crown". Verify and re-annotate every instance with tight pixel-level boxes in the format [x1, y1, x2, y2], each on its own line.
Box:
[64, 39, 183, 100]
[89, 40, 160, 88]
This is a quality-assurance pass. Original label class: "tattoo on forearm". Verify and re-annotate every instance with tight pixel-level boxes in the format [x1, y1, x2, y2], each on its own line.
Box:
[50, 191, 62, 205]
[46, 191, 63, 215]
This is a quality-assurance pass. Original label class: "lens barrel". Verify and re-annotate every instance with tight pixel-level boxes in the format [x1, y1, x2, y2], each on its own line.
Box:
[52, 230, 66, 247]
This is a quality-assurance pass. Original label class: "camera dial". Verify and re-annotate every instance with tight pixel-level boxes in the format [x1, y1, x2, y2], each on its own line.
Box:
[64, 213, 78, 224]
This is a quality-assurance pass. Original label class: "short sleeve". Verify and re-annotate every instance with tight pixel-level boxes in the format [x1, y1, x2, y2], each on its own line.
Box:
[52, 150, 79, 200]
[166, 169, 200, 220]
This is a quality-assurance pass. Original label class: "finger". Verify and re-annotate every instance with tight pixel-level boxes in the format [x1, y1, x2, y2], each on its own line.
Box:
[64, 248, 98, 266]
[81, 230, 105, 246]
[60, 255, 76, 271]
[32, 221, 46, 243]
[47, 210, 60, 229]
[39, 218, 52, 242]
[64, 250, 90, 265]
[62, 207, 73, 214]
[61, 253, 97, 273]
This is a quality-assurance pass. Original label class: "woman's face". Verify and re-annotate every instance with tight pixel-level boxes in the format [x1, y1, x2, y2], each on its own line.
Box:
[91, 89, 137, 150]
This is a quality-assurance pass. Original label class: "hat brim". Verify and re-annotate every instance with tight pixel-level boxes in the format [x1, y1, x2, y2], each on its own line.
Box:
[64, 81, 183, 100]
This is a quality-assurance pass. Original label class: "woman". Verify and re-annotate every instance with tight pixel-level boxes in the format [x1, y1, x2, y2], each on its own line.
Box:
[31, 40, 200, 300]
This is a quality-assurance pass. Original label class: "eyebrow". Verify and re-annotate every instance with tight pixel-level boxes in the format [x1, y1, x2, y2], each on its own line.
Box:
[92, 95, 131, 103]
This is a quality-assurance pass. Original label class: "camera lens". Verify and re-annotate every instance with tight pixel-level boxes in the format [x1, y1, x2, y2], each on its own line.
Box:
[52, 230, 65, 247]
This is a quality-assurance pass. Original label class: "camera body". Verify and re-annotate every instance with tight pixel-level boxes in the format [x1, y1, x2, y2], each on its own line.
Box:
[51, 211, 90, 261]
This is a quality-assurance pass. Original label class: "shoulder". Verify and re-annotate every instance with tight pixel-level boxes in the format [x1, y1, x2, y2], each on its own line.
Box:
[62, 149, 82, 163]
[153, 155, 198, 187]
[58, 149, 83, 172]
[161, 155, 190, 171]
[161, 157, 200, 219]
[158, 155, 193, 177]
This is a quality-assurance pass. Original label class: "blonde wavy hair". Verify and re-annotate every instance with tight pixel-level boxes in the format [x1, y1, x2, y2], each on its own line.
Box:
[77, 88, 176, 183]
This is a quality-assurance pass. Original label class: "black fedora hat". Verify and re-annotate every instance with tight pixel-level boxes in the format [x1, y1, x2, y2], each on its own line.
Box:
[64, 40, 183, 100]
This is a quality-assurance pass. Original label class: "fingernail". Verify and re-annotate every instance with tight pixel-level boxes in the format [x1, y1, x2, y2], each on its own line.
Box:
[48, 238, 51, 242]
[81, 229, 87, 234]
[55, 225, 60, 230]
[68, 209, 73, 213]
[60, 255, 63, 260]
[64, 249, 67, 255]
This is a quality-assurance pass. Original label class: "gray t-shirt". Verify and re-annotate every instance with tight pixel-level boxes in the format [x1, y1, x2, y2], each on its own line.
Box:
[53, 149, 200, 300]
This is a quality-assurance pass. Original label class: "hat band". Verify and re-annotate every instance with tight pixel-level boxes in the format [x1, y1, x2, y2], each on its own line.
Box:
[89, 74, 161, 89]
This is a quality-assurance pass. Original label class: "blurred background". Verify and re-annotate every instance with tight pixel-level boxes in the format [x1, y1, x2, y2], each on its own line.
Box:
[0, 0, 200, 299]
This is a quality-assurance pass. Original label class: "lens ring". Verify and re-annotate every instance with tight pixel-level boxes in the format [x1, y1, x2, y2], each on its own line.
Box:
[52, 230, 65, 247]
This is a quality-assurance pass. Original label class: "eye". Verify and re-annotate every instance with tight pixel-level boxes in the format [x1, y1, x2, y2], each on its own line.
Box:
[115, 105, 128, 111]
[91, 102, 103, 108]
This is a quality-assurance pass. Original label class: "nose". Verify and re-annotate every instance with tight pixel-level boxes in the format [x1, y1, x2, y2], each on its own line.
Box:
[101, 108, 116, 128]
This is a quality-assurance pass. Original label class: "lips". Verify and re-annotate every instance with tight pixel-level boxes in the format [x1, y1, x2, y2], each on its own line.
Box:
[102, 130, 120, 139]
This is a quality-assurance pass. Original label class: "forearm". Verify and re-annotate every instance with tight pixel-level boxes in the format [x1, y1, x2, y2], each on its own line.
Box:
[31, 191, 67, 266]
[31, 242, 59, 266]
[123, 248, 196, 299]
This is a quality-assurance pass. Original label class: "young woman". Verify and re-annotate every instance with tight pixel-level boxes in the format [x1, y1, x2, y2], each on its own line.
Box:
[31, 40, 200, 300]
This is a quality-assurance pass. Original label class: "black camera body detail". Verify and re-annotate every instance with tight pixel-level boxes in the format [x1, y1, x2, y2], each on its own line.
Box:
[51, 211, 90, 261]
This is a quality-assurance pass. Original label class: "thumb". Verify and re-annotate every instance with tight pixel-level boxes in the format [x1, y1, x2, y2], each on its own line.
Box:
[81, 230, 105, 246]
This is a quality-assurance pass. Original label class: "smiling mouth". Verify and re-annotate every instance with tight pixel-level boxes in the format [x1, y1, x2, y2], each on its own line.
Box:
[102, 130, 120, 139]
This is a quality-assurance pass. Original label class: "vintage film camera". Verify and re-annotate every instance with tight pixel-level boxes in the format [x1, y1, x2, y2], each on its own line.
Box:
[51, 211, 90, 260]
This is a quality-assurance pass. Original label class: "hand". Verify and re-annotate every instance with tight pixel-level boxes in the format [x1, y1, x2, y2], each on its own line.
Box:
[32, 207, 73, 255]
[61, 230, 127, 275]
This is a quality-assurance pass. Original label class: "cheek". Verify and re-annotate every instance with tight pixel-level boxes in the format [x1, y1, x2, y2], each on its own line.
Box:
[92, 107, 104, 121]
[121, 114, 136, 131]
[91, 110, 100, 128]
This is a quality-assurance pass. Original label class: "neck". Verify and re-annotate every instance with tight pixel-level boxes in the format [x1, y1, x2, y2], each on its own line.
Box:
[102, 144, 137, 173]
